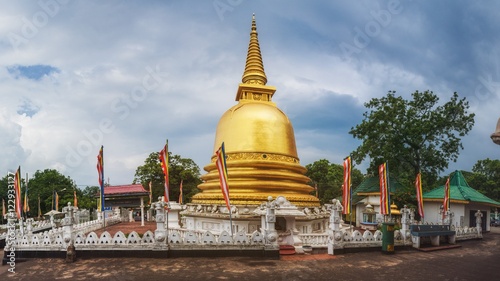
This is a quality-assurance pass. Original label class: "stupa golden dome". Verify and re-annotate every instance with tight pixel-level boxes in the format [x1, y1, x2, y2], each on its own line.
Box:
[191, 15, 319, 207]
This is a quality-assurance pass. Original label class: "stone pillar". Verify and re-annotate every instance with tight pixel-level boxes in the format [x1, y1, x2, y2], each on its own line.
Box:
[400, 205, 411, 243]
[166, 202, 182, 229]
[439, 205, 445, 225]
[140, 197, 145, 227]
[129, 208, 134, 222]
[19, 217, 24, 236]
[5, 215, 17, 252]
[63, 203, 76, 263]
[475, 210, 483, 238]
[50, 214, 56, 229]
[328, 199, 344, 255]
[264, 196, 278, 248]
[74, 209, 80, 225]
[26, 218, 33, 235]
[62, 202, 75, 245]
[154, 198, 167, 248]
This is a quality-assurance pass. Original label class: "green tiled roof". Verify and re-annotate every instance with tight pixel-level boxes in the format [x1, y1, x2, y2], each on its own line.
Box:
[423, 170, 500, 207]
[352, 175, 405, 204]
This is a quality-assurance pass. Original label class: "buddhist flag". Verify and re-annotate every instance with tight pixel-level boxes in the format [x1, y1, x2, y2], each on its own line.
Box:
[74, 190, 78, 208]
[159, 140, 170, 203]
[314, 182, 318, 198]
[379, 163, 390, 215]
[342, 156, 352, 214]
[216, 142, 231, 210]
[97, 145, 105, 211]
[179, 179, 183, 205]
[55, 192, 59, 211]
[14, 166, 22, 219]
[415, 172, 424, 218]
[23, 174, 29, 213]
[443, 177, 450, 219]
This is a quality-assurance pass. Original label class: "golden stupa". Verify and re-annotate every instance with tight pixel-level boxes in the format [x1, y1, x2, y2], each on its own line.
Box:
[191, 15, 319, 207]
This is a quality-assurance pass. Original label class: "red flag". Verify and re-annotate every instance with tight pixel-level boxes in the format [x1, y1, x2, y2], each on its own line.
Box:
[14, 166, 22, 219]
[342, 157, 351, 214]
[415, 173, 424, 218]
[97, 145, 105, 211]
[216, 142, 230, 210]
[159, 140, 170, 203]
[443, 177, 450, 219]
[179, 179, 183, 205]
[379, 163, 390, 215]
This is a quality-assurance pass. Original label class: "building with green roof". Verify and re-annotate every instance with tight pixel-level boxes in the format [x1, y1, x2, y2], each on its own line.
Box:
[422, 170, 500, 231]
[351, 175, 405, 227]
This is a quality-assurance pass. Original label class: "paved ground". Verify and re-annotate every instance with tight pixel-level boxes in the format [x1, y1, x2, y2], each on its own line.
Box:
[1, 224, 498, 281]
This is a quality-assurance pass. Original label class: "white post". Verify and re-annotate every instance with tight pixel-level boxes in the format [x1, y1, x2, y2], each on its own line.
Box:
[140, 197, 145, 227]
[265, 196, 278, 248]
[328, 199, 343, 255]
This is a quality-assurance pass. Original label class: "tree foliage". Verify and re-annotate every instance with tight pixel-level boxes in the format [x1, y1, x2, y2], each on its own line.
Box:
[133, 152, 202, 205]
[349, 90, 475, 189]
[305, 159, 364, 204]
[465, 158, 500, 202]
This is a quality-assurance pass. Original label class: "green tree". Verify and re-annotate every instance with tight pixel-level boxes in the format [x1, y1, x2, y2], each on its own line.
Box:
[24, 169, 77, 216]
[133, 152, 202, 205]
[77, 185, 100, 211]
[349, 90, 475, 190]
[305, 159, 364, 204]
[465, 158, 500, 202]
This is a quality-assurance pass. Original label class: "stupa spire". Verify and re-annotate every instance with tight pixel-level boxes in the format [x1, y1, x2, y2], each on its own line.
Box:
[241, 14, 267, 85]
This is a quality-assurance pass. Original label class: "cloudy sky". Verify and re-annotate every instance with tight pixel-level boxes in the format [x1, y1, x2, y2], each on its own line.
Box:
[1, 0, 499, 188]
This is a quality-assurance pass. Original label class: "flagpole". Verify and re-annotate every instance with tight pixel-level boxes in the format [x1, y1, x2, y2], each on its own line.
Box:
[386, 162, 392, 222]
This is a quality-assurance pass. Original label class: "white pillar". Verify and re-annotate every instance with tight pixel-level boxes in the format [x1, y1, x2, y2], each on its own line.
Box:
[140, 197, 145, 227]
[328, 199, 344, 255]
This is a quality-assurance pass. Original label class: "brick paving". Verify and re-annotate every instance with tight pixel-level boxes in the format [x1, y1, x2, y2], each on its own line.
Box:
[1, 227, 498, 280]
[93, 221, 157, 236]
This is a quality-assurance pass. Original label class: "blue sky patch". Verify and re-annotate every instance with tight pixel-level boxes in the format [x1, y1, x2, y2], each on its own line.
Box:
[17, 99, 40, 117]
[7, 64, 60, 80]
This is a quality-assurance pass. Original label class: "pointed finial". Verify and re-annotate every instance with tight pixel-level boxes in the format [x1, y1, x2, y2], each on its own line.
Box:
[241, 14, 267, 85]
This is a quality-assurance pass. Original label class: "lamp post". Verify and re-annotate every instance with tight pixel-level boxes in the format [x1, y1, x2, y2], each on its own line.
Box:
[491, 117, 500, 145]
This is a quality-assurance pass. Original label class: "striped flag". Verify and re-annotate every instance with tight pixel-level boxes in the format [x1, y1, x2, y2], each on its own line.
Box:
[179, 179, 183, 205]
[215, 142, 231, 210]
[342, 156, 352, 214]
[55, 192, 59, 211]
[74, 190, 78, 208]
[159, 140, 170, 203]
[443, 177, 450, 219]
[14, 166, 22, 219]
[379, 163, 390, 215]
[23, 174, 29, 213]
[415, 172, 424, 218]
[97, 145, 105, 211]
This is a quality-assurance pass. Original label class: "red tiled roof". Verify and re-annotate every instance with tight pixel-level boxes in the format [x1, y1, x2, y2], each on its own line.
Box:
[104, 184, 148, 195]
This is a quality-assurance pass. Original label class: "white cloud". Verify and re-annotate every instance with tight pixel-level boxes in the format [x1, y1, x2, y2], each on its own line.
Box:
[0, 0, 498, 186]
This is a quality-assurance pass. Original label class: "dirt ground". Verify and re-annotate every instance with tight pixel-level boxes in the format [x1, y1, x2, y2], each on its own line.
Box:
[1, 225, 498, 281]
